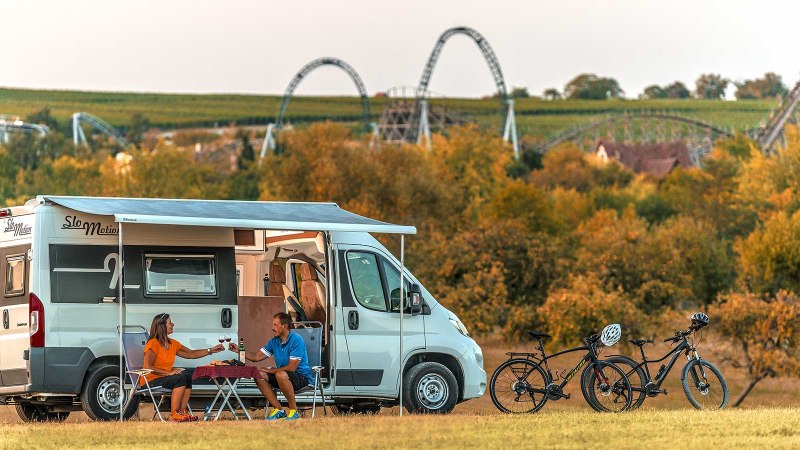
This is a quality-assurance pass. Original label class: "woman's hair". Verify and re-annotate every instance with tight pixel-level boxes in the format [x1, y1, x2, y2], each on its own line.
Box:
[149, 313, 171, 346]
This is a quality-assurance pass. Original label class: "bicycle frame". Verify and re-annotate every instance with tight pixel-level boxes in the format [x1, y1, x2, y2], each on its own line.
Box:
[626, 335, 701, 390]
[522, 339, 607, 394]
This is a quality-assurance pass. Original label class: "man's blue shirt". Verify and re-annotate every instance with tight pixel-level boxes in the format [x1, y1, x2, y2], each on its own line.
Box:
[261, 331, 313, 384]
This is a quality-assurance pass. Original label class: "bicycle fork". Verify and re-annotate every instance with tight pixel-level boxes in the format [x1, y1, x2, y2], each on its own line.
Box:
[687, 351, 710, 391]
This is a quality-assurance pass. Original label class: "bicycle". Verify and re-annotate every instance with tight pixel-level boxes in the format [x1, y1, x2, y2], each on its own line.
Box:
[599, 313, 729, 410]
[489, 325, 632, 413]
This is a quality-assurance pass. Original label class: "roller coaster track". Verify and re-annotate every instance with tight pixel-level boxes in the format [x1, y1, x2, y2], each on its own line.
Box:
[538, 111, 732, 153]
[276, 57, 370, 132]
[71, 112, 129, 147]
[0, 116, 49, 143]
[754, 79, 800, 152]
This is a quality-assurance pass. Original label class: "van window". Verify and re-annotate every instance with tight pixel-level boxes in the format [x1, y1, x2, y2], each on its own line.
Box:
[346, 252, 387, 311]
[5, 255, 25, 296]
[381, 259, 410, 312]
[145, 254, 217, 296]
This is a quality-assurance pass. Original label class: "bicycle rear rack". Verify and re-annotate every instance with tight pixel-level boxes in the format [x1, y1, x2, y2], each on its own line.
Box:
[505, 352, 538, 361]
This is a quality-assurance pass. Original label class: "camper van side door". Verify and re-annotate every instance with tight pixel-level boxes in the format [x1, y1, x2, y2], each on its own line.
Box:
[338, 247, 425, 394]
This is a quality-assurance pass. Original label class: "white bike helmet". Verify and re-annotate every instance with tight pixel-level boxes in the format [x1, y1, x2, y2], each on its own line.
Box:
[691, 312, 709, 327]
[600, 323, 622, 346]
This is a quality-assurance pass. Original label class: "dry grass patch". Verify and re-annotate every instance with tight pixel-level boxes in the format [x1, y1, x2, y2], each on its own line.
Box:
[1, 409, 799, 450]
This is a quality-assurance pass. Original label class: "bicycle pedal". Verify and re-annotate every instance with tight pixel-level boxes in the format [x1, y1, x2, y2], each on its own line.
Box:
[663, 389, 668, 395]
[564, 393, 571, 400]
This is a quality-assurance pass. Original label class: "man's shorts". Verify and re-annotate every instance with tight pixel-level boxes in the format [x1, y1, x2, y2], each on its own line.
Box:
[267, 371, 309, 392]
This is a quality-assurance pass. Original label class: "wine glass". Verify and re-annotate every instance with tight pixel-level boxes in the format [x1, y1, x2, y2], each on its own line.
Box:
[218, 334, 225, 345]
[224, 334, 231, 343]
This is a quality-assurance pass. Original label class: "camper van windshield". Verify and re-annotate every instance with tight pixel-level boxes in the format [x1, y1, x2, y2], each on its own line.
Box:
[145, 254, 216, 296]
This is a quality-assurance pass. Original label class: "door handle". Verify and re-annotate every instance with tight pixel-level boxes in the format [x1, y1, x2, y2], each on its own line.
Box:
[348, 310, 359, 330]
[2, 309, 9, 329]
[221, 308, 232, 328]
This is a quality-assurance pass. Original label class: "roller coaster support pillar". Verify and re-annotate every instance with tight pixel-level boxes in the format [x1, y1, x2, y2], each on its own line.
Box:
[260, 123, 276, 161]
[417, 99, 432, 150]
[369, 122, 379, 150]
[503, 99, 519, 159]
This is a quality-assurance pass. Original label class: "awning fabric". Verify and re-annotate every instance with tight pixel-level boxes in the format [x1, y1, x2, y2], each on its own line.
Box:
[39, 196, 416, 235]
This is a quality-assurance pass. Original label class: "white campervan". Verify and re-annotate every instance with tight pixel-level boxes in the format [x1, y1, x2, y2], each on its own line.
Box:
[0, 196, 485, 421]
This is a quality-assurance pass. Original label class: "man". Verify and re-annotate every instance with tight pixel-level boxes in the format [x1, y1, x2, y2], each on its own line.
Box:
[231, 312, 313, 420]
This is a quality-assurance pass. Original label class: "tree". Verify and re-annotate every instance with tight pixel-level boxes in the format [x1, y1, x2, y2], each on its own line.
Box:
[640, 85, 666, 99]
[694, 73, 729, 99]
[236, 128, 255, 170]
[664, 81, 691, 99]
[714, 291, 800, 406]
[25, 107, 60, 132]
[542, 88, 562, 100]
[736, 210, 800, 294]
[735, 72, 788, 100]
[509, 87, 530, 99]
[126, 112, 150, 145]
[564, 73, 624, 100]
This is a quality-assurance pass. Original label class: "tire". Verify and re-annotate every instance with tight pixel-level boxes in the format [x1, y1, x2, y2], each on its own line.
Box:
[580, 361, 633, 413]
[15, 403, 70, 422]
[489, 358, 548, 414]
[329, 403, 382, 415]
[681, 359, 729, 410]
[80, 364, 140, 421]
[402, 362, 458, 414]
[600, 356, 647, 410]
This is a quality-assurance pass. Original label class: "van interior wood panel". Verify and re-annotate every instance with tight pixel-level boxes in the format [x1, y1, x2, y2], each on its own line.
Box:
[237, 295, 286, 370]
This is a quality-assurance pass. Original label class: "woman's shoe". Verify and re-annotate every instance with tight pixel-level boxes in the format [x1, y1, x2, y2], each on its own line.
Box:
[169, 411, 191, 422]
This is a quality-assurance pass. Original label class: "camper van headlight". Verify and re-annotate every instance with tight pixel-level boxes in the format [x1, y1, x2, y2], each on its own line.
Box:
[449, 316, 470, 337]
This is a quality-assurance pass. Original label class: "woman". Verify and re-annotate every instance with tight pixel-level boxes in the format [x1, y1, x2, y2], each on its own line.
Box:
[143, 313, 224, 422]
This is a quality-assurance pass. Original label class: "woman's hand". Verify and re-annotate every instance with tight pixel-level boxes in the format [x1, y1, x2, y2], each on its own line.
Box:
[210, 344, 224, 353]
[169, 368, 184, 375]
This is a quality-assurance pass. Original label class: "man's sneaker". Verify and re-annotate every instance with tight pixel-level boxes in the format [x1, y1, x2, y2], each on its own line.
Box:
[169, 411, 191, 422]
[266, 409, 286, 421]
[181, 410, 199, 421]
[285, 410, 301, 421]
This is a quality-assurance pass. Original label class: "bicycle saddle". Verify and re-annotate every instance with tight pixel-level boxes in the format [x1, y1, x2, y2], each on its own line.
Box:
[528, 330, 551, 339]
[629, 339, 653, 347]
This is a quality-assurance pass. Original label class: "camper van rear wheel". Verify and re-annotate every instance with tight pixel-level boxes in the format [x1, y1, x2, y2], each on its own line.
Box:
[402, 362, 458, 414]
[80, 364, 139, 421]
[14, 403, 70, 422]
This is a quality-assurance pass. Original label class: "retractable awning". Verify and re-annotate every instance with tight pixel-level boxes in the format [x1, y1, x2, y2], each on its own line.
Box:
[39, 195, 416, 235]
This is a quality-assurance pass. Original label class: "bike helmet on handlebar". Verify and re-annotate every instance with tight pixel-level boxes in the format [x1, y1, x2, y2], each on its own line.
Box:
[600, 323, 622, 346]
[691, 312, 709, 327]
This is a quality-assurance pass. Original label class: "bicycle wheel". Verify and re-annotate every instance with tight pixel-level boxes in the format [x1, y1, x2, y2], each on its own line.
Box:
[681, 359, 729, 410]
[601, 356, 647, 410]
[490, 359, 548, 413]
[581, 361, 632, 413]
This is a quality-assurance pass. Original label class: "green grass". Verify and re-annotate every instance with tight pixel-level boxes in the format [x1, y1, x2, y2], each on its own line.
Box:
[0, 88, 781, 139]
[1, 409, 799, 449]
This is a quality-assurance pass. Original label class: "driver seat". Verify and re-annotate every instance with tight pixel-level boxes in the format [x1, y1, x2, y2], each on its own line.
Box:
[300, 263, 326, 327]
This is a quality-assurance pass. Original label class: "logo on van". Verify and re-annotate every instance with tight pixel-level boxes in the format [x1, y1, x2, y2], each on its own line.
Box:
[62, 216, 119, 236]
[4, 218, 32, 237]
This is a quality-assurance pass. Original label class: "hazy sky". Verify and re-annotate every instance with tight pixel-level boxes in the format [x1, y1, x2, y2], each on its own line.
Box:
[2, 0, 799, 98]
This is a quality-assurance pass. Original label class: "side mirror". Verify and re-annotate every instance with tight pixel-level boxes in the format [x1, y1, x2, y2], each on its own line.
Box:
[389, 284, 423, 315]
[409, 283, 422, 315]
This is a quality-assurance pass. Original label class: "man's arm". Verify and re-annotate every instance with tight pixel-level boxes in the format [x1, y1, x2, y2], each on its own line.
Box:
[227, 342, 269, 362]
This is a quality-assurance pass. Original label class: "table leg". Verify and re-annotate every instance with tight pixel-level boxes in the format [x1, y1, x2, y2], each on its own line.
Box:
[213, 378, 239, 421]
[203, 378, 226, 421]
[228, 380, 252, 420]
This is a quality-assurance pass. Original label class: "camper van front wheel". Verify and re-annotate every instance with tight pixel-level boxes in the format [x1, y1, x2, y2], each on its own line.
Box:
[402, 362, 458, 414]
[80, 364, 139, 421]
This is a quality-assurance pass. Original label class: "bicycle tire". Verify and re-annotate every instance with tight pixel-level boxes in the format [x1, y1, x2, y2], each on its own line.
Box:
[489, 358, 549, 414]
[581, 361, 633, 413]
[681, 359, 729, 410]
[601, 356, 647, 410]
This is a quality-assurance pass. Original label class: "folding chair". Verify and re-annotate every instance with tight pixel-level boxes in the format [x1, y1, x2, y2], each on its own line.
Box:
[264, 321, 327, 418]
[120, 326, 189, 421]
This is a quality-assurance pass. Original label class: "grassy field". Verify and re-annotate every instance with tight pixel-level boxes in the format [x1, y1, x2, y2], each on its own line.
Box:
[0, 409, 798, 449]
[0, 88, 781, 139]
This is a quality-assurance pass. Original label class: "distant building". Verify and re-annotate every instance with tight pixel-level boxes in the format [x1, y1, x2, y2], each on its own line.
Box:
[595, 141, 693, 177]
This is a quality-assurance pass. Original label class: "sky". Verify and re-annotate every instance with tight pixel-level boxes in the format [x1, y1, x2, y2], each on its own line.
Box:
[2, 0, 799, 99]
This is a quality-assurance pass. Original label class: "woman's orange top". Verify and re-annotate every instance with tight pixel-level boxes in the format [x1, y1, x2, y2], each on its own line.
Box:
[142, 338, 184, 385]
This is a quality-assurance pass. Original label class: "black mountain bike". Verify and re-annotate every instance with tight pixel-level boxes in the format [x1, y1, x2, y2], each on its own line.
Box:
[603, 321, 729, 410]
[490, 330, 632, 413]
